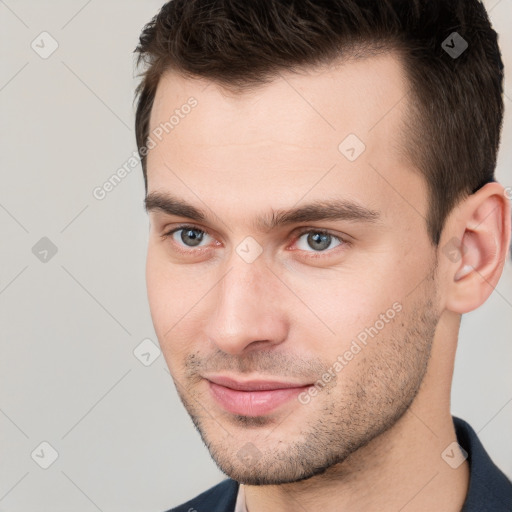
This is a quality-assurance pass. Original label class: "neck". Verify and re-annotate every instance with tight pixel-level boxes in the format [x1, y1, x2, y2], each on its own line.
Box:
[244, 407, 468, 512]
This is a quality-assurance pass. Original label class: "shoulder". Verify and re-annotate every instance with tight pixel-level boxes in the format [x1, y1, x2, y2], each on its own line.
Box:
[164, 479, 239, 512]
[454, 416, 512, 511]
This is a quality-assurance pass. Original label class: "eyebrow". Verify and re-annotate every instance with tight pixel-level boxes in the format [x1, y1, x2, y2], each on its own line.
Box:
[144, 191, 381, 231]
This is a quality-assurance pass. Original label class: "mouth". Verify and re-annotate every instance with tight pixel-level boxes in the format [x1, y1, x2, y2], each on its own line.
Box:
[205, 375, 313, 416]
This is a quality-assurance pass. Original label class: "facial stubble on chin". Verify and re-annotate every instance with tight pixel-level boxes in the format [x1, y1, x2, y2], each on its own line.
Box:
[170, 264, 440, 486]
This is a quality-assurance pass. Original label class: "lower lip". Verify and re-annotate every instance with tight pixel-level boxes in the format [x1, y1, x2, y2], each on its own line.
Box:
[208, 381, 311, 416]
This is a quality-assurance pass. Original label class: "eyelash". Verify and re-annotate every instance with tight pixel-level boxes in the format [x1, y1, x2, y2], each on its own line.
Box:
[160, 224, 350, 258]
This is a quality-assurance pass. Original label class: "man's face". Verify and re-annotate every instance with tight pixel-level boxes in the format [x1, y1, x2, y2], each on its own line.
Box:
[145, 54, 442, 484]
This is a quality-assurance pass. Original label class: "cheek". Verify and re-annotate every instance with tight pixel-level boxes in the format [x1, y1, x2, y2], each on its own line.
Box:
[145, 247, 185, 346]
[146, 247, 167, 325]
[145, 246, 213, 360]
[292, 269, 399, 346]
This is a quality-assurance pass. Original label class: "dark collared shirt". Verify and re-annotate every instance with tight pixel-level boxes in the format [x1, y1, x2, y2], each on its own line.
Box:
[168, 416, 512, 511]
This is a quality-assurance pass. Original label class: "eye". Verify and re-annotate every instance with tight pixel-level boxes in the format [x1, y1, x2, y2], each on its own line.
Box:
[161, 225, 348, 257]
[164, 225, 213, 248]
[295, 230, 344, 252]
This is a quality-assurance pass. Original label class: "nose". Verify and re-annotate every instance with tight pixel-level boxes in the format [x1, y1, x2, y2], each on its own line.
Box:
[204, 257, 289, 355]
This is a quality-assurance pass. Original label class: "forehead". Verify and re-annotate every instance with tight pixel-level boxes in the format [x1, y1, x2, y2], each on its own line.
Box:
[146, 54, 427, 233]
[149, 53, 409, 148]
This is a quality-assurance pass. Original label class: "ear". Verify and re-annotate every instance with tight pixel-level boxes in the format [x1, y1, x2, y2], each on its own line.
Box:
[443, 182, 511, 314]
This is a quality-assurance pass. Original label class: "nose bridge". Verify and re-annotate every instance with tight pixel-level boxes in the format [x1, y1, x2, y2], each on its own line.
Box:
[205, 253, 287, 354]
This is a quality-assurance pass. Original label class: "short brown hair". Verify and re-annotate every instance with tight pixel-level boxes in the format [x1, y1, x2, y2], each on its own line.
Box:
[134, 0, 504, 245]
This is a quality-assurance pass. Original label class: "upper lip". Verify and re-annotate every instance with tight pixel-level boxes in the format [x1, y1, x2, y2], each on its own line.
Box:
[206, 375, 311, 391]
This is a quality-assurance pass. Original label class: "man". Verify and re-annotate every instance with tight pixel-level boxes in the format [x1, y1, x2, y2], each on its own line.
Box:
[133, 0, 512, 510]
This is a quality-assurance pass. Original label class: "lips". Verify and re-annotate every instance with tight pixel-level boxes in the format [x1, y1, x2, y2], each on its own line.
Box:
[205, 375, 312, 416]
[207, 375, 309, 391]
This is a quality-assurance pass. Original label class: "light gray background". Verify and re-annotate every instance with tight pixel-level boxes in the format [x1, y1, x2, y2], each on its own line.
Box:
[0, 1, 511, 510]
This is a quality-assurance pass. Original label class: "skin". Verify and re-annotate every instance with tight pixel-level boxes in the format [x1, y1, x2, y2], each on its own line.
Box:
[144, 53, 511, 511]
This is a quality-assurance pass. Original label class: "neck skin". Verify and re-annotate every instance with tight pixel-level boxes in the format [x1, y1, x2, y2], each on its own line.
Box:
[243, 311, 469, 512]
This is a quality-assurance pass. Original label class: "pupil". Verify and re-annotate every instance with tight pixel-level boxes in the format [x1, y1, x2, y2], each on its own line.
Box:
[308, 232, 331, 251]
[182, 229, 203, 246]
